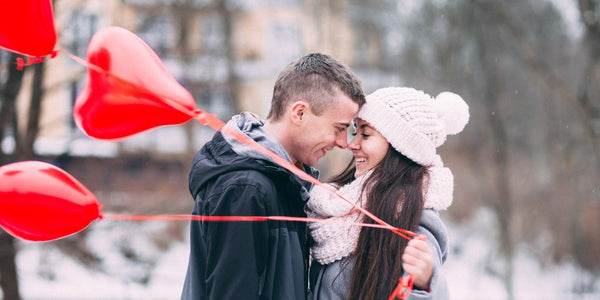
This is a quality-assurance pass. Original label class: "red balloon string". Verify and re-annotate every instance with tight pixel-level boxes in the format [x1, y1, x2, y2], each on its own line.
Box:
[388, 273, 414, 300]
[102, 212, 416, 297]
[3, 27, 419, 240]
[157, 79, 419, 300]
[65, 50, 403, 237]
[66, 50, 418, 298]
[101, 214, 417, 236]
[204, 115, 405, 236]
[0, 20, 421, 296]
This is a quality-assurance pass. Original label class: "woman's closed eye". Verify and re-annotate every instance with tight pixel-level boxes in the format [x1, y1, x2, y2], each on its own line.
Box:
[350, 131, 370, 138]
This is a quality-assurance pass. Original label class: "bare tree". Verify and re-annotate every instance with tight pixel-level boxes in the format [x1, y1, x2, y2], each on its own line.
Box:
[0, 51, 26, 300]
[395, 0, 600, 297]
[0, 53, 25, 161]
[0, 44, 49, 300]
[16, 62, 45, 160]
[571, 0, 600, 291]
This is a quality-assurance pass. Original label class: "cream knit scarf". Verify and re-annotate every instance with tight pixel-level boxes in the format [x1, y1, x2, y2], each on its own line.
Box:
[307, 155, 453, 265]
[306, 171, 372, 265]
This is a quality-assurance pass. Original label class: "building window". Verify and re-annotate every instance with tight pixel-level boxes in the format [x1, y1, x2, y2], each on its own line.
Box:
[62, 11, 98, 59]
[202, 15, 225, 53]
[137, 13, 175, 56]
[268, 23, 302, 67]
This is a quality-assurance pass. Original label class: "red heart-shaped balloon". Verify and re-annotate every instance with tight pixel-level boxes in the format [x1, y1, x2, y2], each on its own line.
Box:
[74, 26, 196, 140]
[0, 0, 57, 56]
[0, 161, 101, 242]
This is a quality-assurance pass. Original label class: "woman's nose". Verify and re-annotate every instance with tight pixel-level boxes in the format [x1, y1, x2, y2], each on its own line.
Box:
[348, 136, 359, 150]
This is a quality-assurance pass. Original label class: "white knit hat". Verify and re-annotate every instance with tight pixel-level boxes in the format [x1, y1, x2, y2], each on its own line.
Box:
[357, 87, 469, 209]
[358, 87, 469, 166]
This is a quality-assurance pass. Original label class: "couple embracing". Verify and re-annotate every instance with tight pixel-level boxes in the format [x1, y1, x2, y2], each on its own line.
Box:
[181, 53, 469, 300]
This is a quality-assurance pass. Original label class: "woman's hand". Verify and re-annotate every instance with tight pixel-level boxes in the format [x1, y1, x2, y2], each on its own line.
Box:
[402, 236, 434, 290]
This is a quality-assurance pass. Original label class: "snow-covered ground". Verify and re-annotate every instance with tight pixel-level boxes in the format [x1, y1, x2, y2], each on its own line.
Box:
[443, 209, 599, 300]
[15, 220, 189, 299]
[9, 208, 600, 300]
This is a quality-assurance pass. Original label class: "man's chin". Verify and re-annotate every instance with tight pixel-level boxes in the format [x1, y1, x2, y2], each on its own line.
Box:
[304, 158, 319, 168]
[306, 161, 318, 168]
[299, 153, 324, 167]
[313, 154, 328, 166]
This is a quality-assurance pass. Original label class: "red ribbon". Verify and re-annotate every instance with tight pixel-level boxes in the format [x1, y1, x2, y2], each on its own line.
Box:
[103, 214, 417, 298]
[65, 50, 420, 298]
[102, 213, 418, 238]
[388, 273, 414, 300]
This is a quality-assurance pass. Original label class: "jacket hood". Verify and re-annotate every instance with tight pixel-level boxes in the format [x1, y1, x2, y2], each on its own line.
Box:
[189, 112, 319, 201]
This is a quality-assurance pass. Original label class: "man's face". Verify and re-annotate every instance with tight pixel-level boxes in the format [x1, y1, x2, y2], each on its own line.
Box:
[291, 90, 359, 167]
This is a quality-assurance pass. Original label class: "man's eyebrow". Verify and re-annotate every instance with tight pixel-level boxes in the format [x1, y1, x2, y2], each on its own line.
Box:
[335, 121, 351, 127]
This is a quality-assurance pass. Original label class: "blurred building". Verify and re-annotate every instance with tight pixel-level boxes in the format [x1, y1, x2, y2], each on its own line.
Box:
[13, 0, 401, 173]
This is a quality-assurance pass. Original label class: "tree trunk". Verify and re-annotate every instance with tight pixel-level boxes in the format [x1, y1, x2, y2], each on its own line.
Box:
[17, 61, 45, 160]
[0, 52, 25, 300]
[0, 52, 46, 300]
[218, 0, 240, 114]
[575, 0, 600, 280]
[0, 232, 20, 300]
[471, 2, 514, 296]
[0, 53, 25, 161]
[481, 79, 514, 300]
[488, 101, 514, 300]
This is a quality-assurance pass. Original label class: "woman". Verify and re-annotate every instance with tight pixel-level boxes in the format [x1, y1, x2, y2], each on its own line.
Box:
[308, 87, 469, 300]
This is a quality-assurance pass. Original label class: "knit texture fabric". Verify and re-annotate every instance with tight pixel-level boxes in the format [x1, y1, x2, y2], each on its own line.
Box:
[307, 171, 371, 265]
[307, 169, 453, 264]
[426, 155, 454, 210]
[307, 87, 469, 265]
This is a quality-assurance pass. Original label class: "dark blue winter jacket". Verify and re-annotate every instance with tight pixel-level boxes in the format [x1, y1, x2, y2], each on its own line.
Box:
[181, 113, 318, 300]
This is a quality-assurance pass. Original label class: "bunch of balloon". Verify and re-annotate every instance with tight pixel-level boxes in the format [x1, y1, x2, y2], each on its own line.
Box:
[0, 22, 210, 242]
[0, 10, 419, 297]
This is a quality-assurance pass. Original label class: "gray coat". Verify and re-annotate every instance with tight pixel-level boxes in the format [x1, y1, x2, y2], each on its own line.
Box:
[310, 209, 449, 300]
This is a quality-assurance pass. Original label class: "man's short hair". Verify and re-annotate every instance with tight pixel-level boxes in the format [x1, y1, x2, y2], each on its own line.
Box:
[267, 53, 365, 121]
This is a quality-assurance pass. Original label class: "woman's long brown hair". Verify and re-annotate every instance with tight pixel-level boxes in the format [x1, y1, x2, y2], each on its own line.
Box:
[330, 147, 427, 300]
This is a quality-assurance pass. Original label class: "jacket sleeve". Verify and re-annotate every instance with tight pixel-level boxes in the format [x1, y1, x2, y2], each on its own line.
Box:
[202, 181, 271, 300]
[405, 209, 450, 300]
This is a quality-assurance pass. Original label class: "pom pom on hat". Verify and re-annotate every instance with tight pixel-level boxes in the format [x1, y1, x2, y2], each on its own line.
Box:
[435, 92, 470, 136]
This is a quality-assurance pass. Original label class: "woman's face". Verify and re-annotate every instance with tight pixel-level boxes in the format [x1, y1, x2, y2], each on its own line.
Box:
[348, 118, 389, 178]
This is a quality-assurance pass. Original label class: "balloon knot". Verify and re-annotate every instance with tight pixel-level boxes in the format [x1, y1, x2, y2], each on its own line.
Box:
[15, 58, 25, 70]
[97, 203, 105, 220]
[14, 50, 60, 70]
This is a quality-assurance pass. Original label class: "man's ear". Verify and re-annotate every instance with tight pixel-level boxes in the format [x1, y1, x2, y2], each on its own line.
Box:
[289, 100, 309, 125]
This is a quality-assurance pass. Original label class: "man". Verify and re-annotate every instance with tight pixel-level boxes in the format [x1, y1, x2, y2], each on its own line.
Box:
[181, 53, 365, 300]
